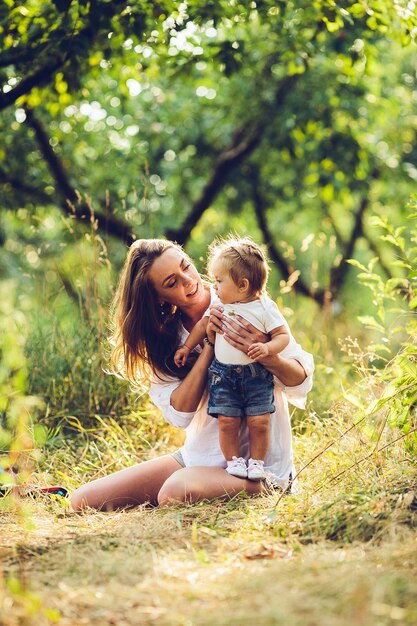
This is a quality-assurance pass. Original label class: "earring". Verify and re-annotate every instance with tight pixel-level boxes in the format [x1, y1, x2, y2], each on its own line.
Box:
[160, 303, 166, 318]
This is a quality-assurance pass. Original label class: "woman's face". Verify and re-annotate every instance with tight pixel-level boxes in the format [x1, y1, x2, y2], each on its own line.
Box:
[148, 247, 205, 309]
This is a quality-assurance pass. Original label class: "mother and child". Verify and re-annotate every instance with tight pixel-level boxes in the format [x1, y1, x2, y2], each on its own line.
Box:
[71, 236, 314, 511]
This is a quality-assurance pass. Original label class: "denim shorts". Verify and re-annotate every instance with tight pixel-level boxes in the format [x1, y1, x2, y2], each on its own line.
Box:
[207, 358, 275, 418]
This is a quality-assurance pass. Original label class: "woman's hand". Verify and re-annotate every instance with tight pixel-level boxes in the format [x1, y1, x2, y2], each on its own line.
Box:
[209, 305, 307, 386]
[205, 321, 216, 345]
[210, 306, 268, 355]
[204, 305, 222, 345]
[209, 305, 224, 335]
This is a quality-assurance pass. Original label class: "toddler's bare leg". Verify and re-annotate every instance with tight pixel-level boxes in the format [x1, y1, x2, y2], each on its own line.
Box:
[218, 415, 241, 460]
[247, 413, 270, 460]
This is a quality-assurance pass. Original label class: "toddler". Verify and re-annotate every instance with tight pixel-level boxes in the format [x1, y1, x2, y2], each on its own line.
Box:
[174, 237, 290, 480]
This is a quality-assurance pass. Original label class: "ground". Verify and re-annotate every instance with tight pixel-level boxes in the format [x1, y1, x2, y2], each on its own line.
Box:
[1, 481, 416, 626]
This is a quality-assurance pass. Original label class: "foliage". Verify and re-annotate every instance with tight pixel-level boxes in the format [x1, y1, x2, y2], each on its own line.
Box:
[1, 0, 417, 309]
[345, 204, 417, 455]
[0, 280, 44, 488]
[0, 281, 56, 626]
[24, 234, 132, 424]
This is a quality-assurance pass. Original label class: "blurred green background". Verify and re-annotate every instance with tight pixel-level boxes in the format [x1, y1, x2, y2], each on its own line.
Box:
[1, 1, 416, 447]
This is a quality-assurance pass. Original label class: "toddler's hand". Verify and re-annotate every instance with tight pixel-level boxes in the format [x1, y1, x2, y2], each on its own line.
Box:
[247, 342, 269, 362]
[174, 345, 190, 367]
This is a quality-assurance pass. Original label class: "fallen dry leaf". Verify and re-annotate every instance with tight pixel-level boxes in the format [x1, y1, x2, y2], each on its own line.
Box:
[244, 543, 276, 560]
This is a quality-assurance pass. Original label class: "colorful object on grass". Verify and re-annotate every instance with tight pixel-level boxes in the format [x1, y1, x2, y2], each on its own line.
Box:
[0, 484, 68, 498]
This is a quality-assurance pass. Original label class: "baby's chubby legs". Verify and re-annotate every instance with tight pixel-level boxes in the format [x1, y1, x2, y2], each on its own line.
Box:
[245, 413, 270, 480]
[247, 413, 270, 461]
[218, 414, 247, 479]
[218, 413, 270, 461]
[218, 415, 241, 461]
[218, 413, 270, 480]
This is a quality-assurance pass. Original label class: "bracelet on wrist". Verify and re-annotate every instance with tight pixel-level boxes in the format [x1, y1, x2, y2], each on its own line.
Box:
[203, 336, 215, 349]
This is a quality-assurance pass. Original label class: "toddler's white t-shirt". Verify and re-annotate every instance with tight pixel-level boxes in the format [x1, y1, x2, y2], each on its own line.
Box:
[205, 294, 288, 365]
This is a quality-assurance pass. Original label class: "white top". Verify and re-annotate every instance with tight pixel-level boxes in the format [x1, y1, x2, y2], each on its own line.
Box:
[149, 296, 314, 489]
[204, 294, 287, 365]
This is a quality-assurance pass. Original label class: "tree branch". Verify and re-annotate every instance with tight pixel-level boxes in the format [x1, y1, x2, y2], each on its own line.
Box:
[56, 267, 84, 308]
[329, 169, 380, 295]
[0, 44, 49, 69]
[24, 106, 135, 245]
[0, 168, 52, 204]
[0, 58, 65, 111]
[329, 197, 368, 294]
[166, 73, 299, 245]
[251, 169, 328, 305]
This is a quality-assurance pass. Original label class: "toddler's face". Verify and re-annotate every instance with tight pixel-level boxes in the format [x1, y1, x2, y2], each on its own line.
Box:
[211, 262, 242, 304]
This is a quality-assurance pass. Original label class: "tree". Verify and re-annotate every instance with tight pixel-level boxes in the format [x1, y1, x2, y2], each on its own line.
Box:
[1, 1, 416, 304]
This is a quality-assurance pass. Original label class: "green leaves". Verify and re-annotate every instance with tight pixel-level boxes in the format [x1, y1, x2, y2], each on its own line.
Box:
[0, 281, 43, 481]
[357, 315, 385, 332]
[347, 210, 417, 452]
[1, 0, 416, 314]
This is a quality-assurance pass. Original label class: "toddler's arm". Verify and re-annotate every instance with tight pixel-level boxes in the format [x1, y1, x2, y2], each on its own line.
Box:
[247, 325, 289, 362]
[174, 317, 209, 367]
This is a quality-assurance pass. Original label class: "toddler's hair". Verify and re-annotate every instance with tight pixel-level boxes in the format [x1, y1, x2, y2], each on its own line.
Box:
[207, 236, 269, 294]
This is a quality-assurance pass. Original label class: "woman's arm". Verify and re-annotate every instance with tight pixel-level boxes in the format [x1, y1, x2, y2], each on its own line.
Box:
[257, 352, 306, 386]
[170, 341, 214, 412]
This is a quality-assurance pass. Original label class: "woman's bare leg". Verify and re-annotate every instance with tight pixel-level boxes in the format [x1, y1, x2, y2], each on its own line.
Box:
[157, 466, 264, 506]
[71, 455, 182, 511]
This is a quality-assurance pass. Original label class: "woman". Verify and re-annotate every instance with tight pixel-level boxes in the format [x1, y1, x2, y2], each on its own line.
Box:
[71, 239, 313, 511]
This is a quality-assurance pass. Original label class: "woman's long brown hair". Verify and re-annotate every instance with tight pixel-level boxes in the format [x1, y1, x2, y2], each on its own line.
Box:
[108, 239, 191, 388]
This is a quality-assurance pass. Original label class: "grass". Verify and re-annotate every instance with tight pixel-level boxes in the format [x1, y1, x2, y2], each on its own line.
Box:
[1, 408, 416, 626]
[2, 511, 416, 626]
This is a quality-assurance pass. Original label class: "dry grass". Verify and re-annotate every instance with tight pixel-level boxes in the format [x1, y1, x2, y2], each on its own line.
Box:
[1, 504, 416, 626]
[1, 414, 417, 626]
